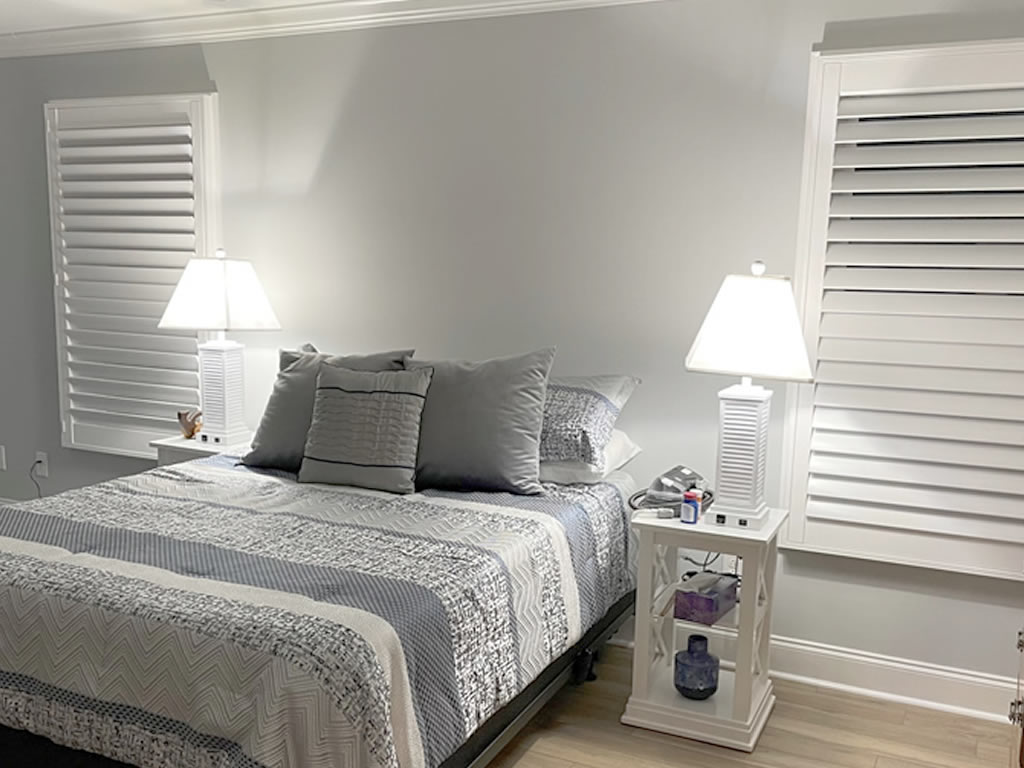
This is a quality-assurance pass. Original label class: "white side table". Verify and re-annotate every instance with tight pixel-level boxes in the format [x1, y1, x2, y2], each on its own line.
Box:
[621, 507, 788, 752]
[149, 434, 253, 467]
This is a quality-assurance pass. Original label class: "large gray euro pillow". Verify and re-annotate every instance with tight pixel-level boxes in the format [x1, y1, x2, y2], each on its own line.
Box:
[242, 346, 413, 472]
[299, 365, 433, 493]
[406, 347, 556, 495]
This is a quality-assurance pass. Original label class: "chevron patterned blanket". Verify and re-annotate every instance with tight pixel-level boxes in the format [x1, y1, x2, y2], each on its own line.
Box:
[0, 457, 635, 768]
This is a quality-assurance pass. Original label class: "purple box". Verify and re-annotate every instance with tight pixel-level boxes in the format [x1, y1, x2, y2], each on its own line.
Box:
[674, 573, 739, 626]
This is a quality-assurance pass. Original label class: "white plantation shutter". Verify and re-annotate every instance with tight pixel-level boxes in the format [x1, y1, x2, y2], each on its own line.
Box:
[787, 44, 1024, 580]
[45, 95, 219, 459]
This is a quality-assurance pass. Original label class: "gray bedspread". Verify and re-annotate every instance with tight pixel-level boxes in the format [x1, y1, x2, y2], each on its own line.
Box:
[0, 456, 635, 768]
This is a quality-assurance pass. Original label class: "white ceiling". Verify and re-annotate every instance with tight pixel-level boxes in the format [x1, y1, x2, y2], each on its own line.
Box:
[0, 0, 318, 36]
[0, 0, 661, 57]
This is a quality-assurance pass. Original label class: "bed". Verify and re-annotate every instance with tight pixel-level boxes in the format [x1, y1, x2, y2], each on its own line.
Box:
[0, 455, 636, 768]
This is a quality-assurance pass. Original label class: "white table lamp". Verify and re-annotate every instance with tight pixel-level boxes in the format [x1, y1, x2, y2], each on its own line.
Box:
[685, 261, 812, 529]
[159, 250, 279, 446]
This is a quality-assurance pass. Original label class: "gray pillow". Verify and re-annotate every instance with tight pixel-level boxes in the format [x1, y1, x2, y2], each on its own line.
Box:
[276, 342, 376, 371]
[540, 374, 640, 469]
[299, 365, 433, 493]
[277, 343, 327, 371]
[407, 347, 556, 495]
[242, 347, 414, 472]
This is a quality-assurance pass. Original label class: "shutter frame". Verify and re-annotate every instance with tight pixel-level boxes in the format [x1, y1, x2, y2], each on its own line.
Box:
[784, 42, 1024, 581]
[45, 94, 220, 460]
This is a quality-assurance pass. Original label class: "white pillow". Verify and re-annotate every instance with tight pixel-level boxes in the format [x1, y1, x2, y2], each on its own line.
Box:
[539, 429, 641, 485]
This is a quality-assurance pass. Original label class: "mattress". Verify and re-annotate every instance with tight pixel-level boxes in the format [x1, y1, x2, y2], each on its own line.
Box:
[0, 457, 636, 768]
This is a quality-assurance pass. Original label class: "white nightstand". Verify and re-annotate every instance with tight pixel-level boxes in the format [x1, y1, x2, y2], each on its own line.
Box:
[149, 434, 253, 467]
[621, 507, 788, 752]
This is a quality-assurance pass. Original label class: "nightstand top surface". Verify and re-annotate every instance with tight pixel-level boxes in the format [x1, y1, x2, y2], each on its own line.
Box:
[148, 434, 252, 453]
[631, 507, 788, 544]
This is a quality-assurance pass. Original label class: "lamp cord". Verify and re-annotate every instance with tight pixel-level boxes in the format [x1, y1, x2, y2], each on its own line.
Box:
[631, 489, 723, 572]
[29, 460, 42, 499]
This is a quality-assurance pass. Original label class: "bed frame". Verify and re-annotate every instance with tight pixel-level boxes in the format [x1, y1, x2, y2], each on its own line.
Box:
[446, 590, 634, 768]
[0, 591, 635, 768]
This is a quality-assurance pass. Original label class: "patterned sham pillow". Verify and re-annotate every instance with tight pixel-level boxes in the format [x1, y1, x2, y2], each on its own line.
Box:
[539, 375, 640, 470]
[299, 365, 433, 493]
[539, 429, 641, 485]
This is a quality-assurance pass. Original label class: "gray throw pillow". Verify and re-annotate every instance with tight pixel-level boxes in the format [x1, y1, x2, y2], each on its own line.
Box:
[277, 343, 329, 371]
[278, 344, 315, 370]
[299, 365, 433, 493]
[242, 347, 413, 472]
[407, 347, 556, 495]
[540, 374, 640, 470]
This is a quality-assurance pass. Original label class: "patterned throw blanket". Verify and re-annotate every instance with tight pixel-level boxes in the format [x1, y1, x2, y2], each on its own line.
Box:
[0, 457, 635, 768]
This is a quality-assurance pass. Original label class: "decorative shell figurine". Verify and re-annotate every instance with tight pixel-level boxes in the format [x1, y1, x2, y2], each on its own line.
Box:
[177, 409, 202, 439]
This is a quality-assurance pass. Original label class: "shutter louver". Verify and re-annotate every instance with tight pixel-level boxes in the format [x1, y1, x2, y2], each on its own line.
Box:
[790, 65, 1024, 579]
[45, 95, 218, 459]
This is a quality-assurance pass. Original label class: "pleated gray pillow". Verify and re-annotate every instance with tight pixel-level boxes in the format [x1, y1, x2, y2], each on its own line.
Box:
[406, 347, 556, 495]
[299, 365, 433, 493]
[242, 347, 413, 472]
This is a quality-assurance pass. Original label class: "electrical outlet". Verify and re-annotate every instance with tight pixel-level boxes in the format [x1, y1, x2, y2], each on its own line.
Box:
[34, 452, 48, 479]
[0, 445, 5, 471]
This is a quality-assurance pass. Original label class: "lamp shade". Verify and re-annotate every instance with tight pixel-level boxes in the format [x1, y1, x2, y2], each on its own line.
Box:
[685, 268, 812, 382]
[158, 257, 280, 331]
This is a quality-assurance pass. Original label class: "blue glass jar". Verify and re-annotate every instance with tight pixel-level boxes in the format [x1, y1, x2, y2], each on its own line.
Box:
[674, 634, 719, 700]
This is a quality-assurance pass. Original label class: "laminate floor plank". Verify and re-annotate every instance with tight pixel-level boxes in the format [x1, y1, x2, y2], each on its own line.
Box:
[976, 739, 1013, 765]
[771, 678, 908, 724]
[903, 707, 1014, 747]
[771, 700, 981, 758]
[768, 712, 993, 768]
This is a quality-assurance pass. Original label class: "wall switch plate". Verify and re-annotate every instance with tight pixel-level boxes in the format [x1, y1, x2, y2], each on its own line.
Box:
[0, 445, 5, 471]
[34, 452, 48, 478]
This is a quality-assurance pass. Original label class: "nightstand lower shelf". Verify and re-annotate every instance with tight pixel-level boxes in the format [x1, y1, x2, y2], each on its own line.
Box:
[622, 666, 775, 752]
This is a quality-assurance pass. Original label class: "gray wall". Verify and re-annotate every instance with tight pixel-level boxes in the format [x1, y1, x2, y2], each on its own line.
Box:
[0, 46, 214, 495]
[1, 0, 1021, 677]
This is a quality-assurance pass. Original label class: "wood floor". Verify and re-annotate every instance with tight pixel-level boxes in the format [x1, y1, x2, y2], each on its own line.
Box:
[490, 645, 1016, 768]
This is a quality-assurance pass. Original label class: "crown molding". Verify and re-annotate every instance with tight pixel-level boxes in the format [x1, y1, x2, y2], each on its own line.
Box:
[0, 0, 664, 59]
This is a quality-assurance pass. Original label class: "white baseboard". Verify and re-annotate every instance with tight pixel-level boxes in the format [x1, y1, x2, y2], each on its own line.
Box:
[608, 630, 1015, 723]
[768, 634, 1014, 723]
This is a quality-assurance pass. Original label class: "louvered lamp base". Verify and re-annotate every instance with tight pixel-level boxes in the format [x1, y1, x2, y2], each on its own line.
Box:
[197, 340, 250, 447]
[704, 382, 772, 530]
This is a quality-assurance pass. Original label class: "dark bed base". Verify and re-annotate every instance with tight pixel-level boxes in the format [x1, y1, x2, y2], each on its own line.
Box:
[0, 591, 635, 768]
[443, 589, 635, 768]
